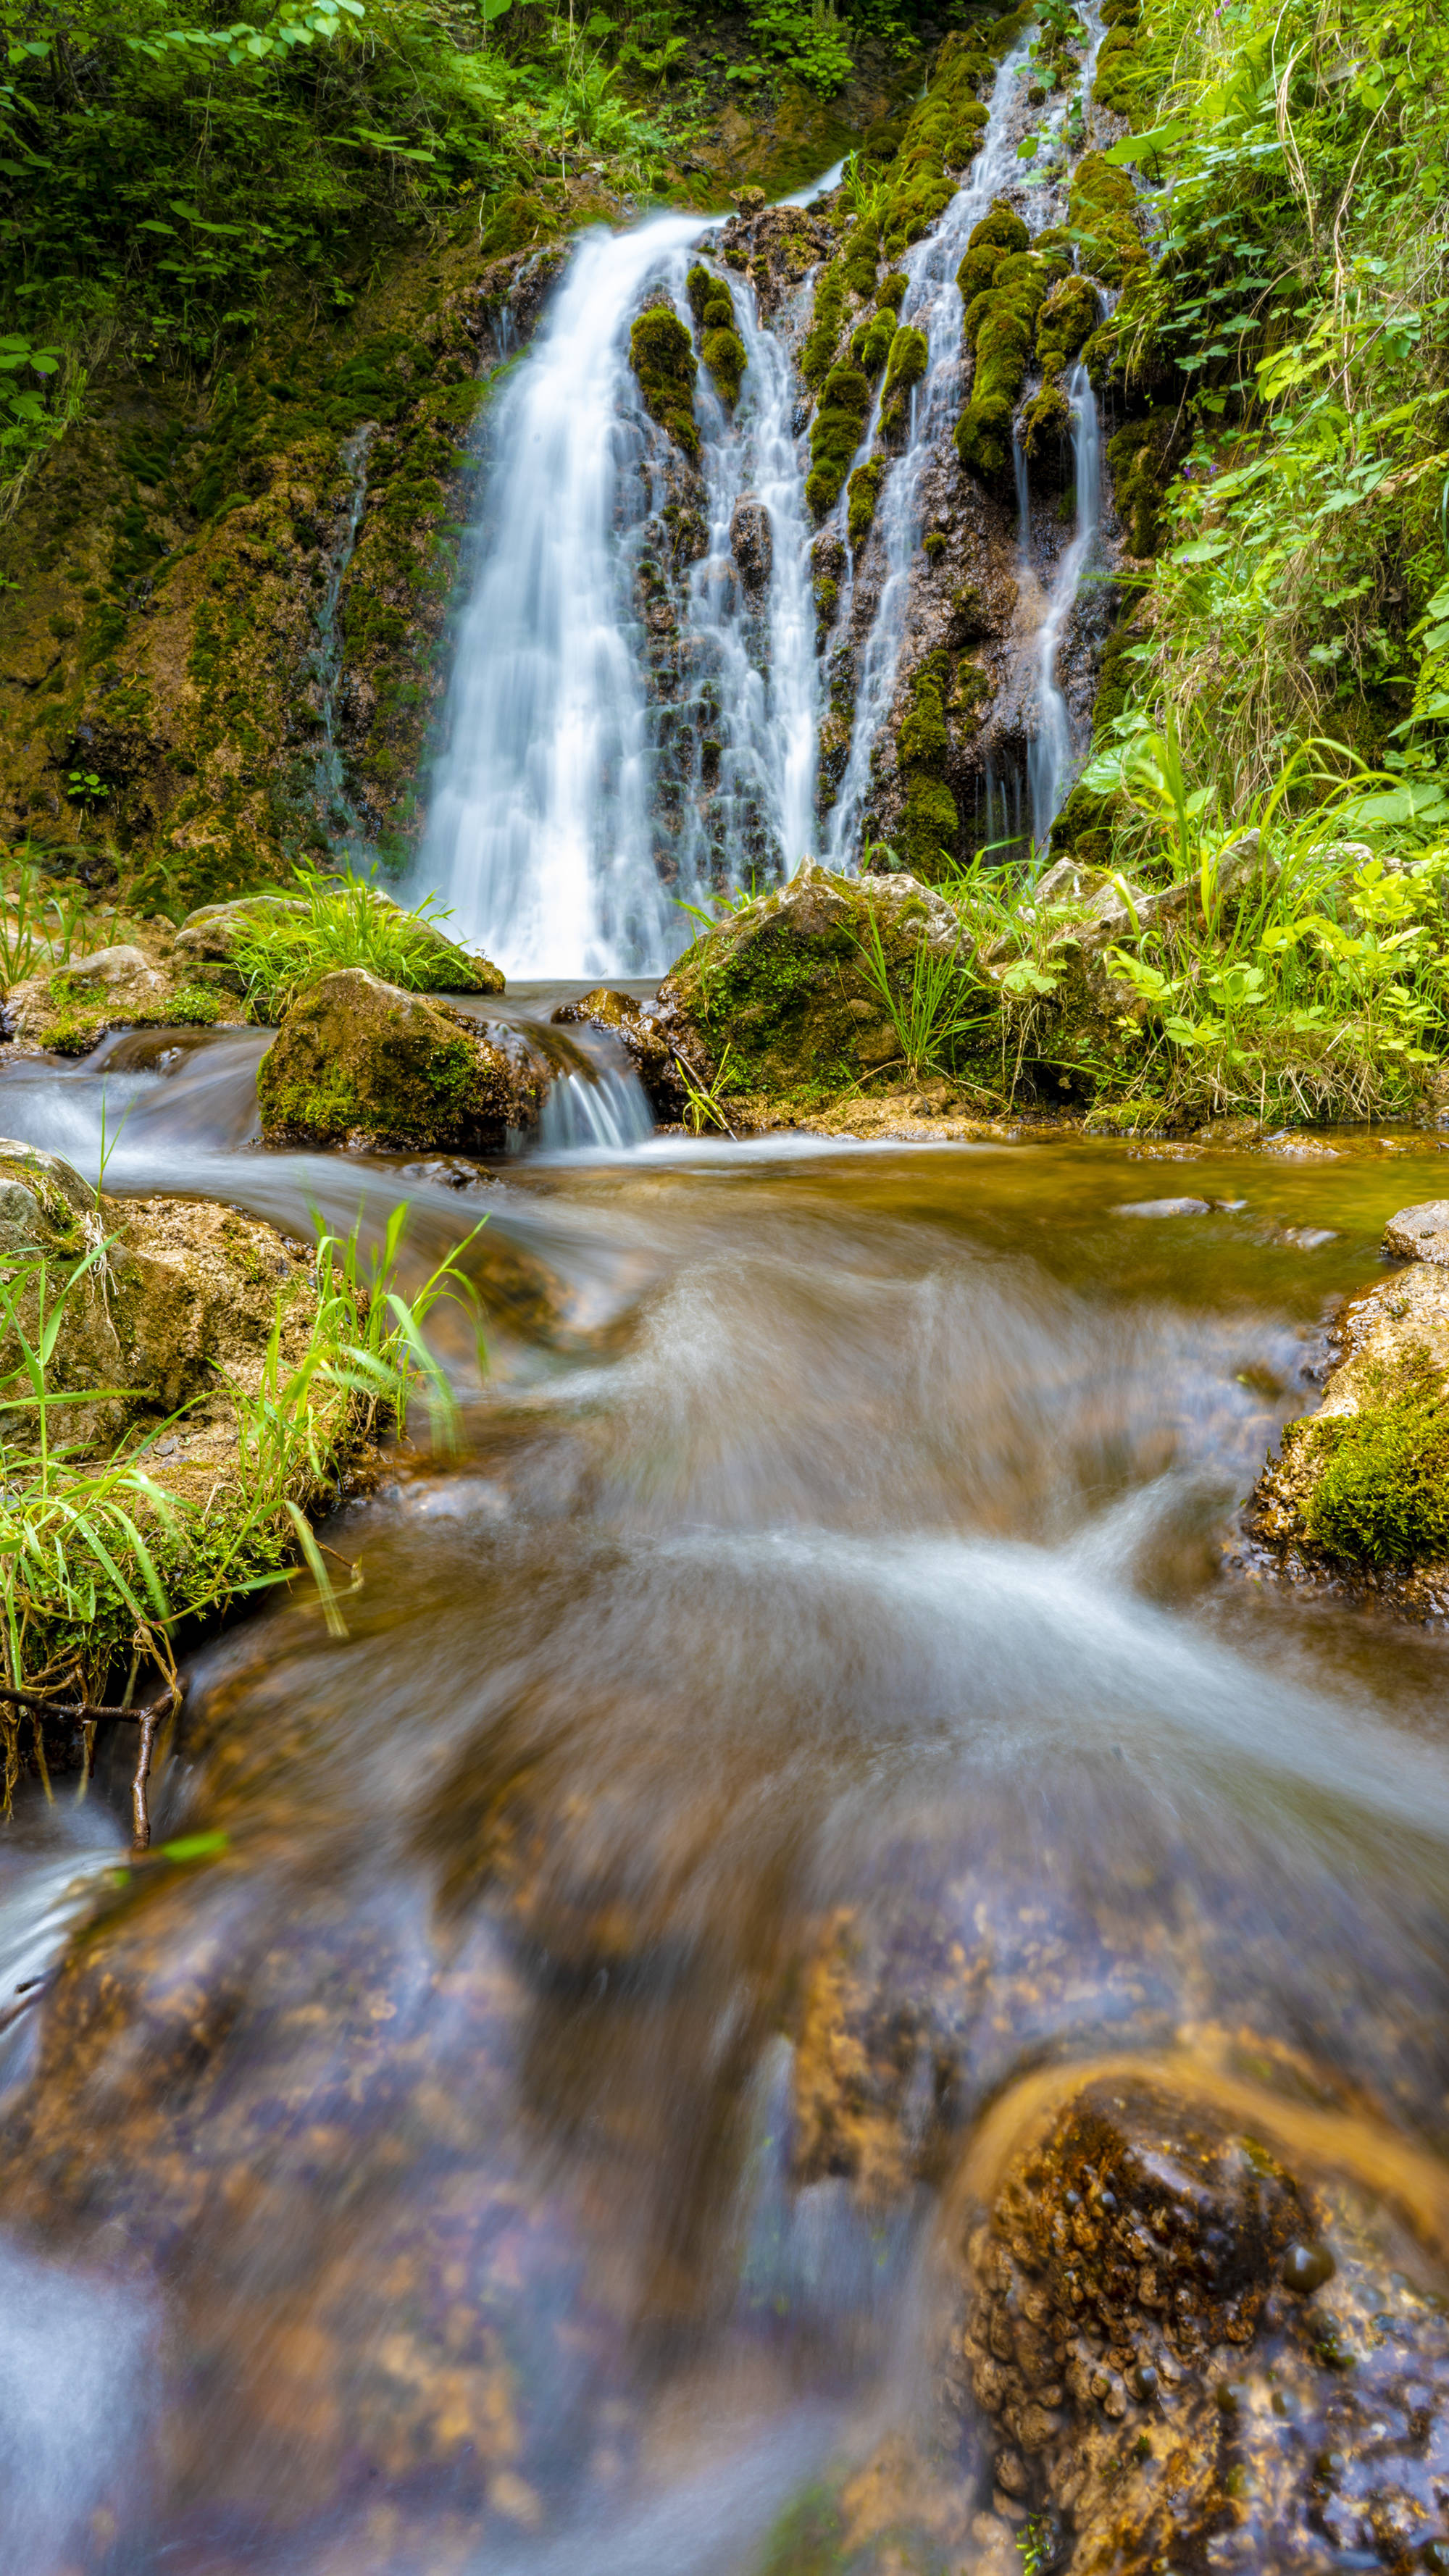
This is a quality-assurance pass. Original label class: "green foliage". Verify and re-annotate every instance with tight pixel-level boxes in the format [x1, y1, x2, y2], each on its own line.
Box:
[746, 0, 854, 97]
[853, 904, 987, 1082]
[0, 858, 96, 985]
[1300, 1350, 1449, 1568]
[227, 863, 478, 1019]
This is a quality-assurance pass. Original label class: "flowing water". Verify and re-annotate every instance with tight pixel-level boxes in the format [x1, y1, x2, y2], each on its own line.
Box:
[2, 1029, 1449, 2569]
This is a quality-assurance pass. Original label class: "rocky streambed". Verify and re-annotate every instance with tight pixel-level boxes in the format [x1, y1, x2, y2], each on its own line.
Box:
[0, 1032, 1447, 2571]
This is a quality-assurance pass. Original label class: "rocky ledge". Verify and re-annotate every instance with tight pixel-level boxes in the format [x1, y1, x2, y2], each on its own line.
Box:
[1248, 1200, 1449, 1615]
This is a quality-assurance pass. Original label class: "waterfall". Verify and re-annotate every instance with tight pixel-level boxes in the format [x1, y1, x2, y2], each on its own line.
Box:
[415, 12, 1114, 971]
[418, 211, 822, 979]
[822, 30, 1035, 867]
[1027, 362, 1102, 847]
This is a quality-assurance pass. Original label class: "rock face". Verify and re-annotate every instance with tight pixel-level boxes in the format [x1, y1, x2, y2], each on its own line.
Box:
[729, 496, 772, 591]
[655, 857, 968, 1105]
[551, 986, 686, 1119]
[256, 968, 546, 1153]
[1248, 1213, 1449, 1609]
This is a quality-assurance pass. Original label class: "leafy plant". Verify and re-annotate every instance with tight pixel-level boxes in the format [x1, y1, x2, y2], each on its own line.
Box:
[678, 1040, 738, 1134]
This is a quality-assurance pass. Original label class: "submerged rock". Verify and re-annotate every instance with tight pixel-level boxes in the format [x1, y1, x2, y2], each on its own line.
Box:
[257, 966, 546, 1153]
[1248, 1218, 1449, 1610]
[655, 857, 969, 1109]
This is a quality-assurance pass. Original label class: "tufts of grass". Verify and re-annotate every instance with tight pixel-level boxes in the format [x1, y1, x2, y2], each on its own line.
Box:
[229, 863, 481, 1021]
[0, 1205, 483, 1809]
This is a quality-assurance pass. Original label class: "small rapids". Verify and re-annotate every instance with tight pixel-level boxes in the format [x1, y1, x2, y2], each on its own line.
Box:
[1, 1034, 1449, 2569]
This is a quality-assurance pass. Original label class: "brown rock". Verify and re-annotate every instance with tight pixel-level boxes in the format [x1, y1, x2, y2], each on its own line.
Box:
[1384, 1200, 1449, 1264]
[551, 986, 685, 1118]
[729, 495, 773, 591]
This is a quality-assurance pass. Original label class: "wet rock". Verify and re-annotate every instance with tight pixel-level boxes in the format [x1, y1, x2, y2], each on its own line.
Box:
[1384, 1200, 1449, 1265]
[551, 985, 686, 1119]
[257, 967, 546, 1153]
[4, 928, 242, 1055]
[654, 857, 969, 1108]
[730, 496, 772, 592]
[1115, 1197, 1211, 1218]
[1248, 1256, 1449, 1610]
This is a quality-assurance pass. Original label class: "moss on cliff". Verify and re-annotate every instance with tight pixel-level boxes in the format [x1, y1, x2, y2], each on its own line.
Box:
[879, 325, 929, 439]
[806, 361, 871, 519]
[846, 456, 885, 546]
[630, 304, 701, 459]
[1069, 153, 1148, 290]
[688, 263, 748, 407]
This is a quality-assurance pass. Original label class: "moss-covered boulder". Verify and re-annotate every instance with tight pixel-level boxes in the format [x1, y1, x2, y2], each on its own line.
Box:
[257, 968, 545, 1153]
[953, 220, 1066, 489]
[629, 304, 699, 459]
[1069, 151, 1148, 290]
[846, 455, 885, 546]
[4, 937, 241, 1056]
[879, 323, 928, 440]
[1250, 1228, 1449, 1608]
[653, 858, 969, 1108]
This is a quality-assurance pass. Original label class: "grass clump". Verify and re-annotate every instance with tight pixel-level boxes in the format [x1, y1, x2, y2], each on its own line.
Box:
[0, 1210, 480, 1809]
[227, 863, 488, 1021]
[1299, 1352, 1449, 1568]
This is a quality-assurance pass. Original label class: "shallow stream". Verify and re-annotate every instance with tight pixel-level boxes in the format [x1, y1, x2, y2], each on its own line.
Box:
[1, 1031, 1449, 2569]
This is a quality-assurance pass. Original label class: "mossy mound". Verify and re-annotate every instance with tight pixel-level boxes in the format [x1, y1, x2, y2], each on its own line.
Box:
[1251, 1244, 1449, 1597]
[1022, 377, 1074, 478]
[1069, 152, 1148, 290]
[1106, 410, 1185, 556]
[876, 28, 1009, 262]
[879, 324, 929, 440]
[875, 271, 909, 313]
[654, 858, 968, 1106]
[688, 263, 748, 408]
[894, 653, 960, 872]
[629, 304, 700, 459]
[846, 455, 885, 546]
[806, 361, 871, 520]
[850, 306, 896, 382]
[5, 936, 241, 1057]
[257, 967, 546, 1153]
[1036, 272, 1099, 379]
[953, 215, 1066, 489]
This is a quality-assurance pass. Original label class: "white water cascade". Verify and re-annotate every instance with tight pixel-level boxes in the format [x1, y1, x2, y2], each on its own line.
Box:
[1027, 361, 1103, 845]
[821, 31, 1035, 867]
[417, 17, 1112, 974]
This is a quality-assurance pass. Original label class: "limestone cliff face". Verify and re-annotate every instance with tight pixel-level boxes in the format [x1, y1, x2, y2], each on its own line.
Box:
[0, 222, 566, 916]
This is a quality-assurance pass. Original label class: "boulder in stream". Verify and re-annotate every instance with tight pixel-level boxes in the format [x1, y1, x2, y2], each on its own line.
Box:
[257, 966, 547, 1153]
[654, 857, 972, 1111]
[1248, 1211, 1449, 1611]
[4, 933, 242, 1056]
[552, 985, 686, 1119]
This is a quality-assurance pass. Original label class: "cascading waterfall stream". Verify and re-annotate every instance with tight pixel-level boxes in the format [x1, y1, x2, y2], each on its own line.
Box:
[417, 15, 1113, 974]
[822, 32, 1035, 869]
[1027, 360, 1103, 845]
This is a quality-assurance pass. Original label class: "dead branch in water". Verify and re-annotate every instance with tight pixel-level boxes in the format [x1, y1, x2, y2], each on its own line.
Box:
[0, 1678, 181, 1849]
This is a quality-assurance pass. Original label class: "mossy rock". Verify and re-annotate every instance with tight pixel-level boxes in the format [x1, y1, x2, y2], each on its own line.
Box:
[1022, 378, 1074, 480]
[1037, 272, 1100, 379]
[629, 304, 699, 460]
[655, 858, 972, 1105]
[875, 271, 909, 313]
[800, 259, 851, 393]
[840, 220, 880, 298]
[256, 967, 546, 1153]
[847, 456, 885, 547]
[880, 324, 929, 439]
[6, 938, 242, 1056]
[701, 325, 747, 407]
[806, 363, 872, 519]
[1069, 153, 1148, 290]
[964, 200, 1030, 260]
[1107, 411, 1184, 556]
[850, 307, 896, 382]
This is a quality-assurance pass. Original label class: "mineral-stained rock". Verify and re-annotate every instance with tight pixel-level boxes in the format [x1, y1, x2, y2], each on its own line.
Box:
[551, 985, 686, 1119]
[256, 968, 546, 1153]
[1384, 1200, 1449, 1266]
[654, 857, 971, 1105]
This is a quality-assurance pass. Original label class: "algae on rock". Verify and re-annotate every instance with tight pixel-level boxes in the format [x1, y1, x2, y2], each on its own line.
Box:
[630, 304, 701, 459]
[257, 967, 546, 1153]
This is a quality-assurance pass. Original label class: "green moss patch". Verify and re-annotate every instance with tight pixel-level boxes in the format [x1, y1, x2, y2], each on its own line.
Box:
[1298, 1352, 1449, 1568]
[1069, 154, 1148, 291]
[880, 325, 929, 438]
[630, 304, 700, 459]
[806, 361, 871, 519]
[846, 456, 885, 546]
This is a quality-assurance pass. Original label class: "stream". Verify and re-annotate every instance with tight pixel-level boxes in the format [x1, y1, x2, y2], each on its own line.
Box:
[3, 1022, 1449, 2569]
